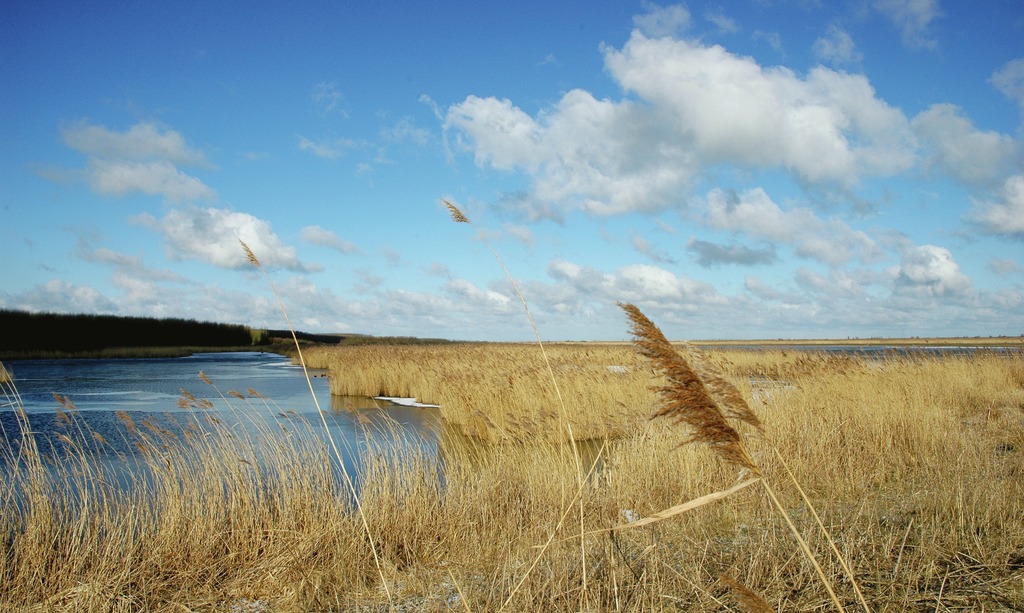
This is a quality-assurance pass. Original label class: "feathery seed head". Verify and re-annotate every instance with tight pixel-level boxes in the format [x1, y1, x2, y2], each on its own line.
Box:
[619, 302, 759, 472]
[443, 199, 470, 224]
[239, 239, 261, 267]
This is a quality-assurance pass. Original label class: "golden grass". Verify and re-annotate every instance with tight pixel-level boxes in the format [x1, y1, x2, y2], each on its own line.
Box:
[2, 345, 1022, 610]
[302, 342, 653, 443]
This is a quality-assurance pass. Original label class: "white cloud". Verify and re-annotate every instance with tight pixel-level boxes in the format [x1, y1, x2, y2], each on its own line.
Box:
[633, 2, 691, 37]
[991, 58, 1024, 112]
[546, 258, 722, 311]
[892, 244, 974, 298]
[699, 187, 879, 265]
[447, 90, 695, 217]
[872, 0, 941, 50]
[87, 159, 216, 202]
[63, 121, 210, 166]
[58, 121, 215, 202]
[812, 25, 862, 66]
[970, 175, 1024, 239]
[301, 225, 358, 253]
[2, 279, 118, 314]
[135, 207, 311, 271]
[604, 32, 916, 185]
[446, 30, 921, 218]
[794, 267, 864, 298]
[912, 103, 1018, 185]
[444, 278, 514, 311]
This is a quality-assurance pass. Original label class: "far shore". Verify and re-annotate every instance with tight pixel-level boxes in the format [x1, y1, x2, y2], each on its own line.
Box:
[3, 335, 1020, 361]
[691, 335, 1023, 347]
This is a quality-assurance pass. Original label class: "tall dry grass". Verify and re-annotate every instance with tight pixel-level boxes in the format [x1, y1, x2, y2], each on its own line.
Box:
[303, 342, 652, 442]
[2, 346, 1023, 610]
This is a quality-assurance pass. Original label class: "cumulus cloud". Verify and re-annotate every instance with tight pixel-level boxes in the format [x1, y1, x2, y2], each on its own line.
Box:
[892, 244, 974, 298]
[135, 207, 311, 271]
[872, 0, 941, 50]
[301, 225, 358, 253]
[687, 238, 776, 267]
[970, 175, 1024, 239]
[445, 28, 922, 218]
[546, 258, 722, 310]
[446, 90, 695, 217]
[59, 121, 215, 202]
[604, 32, 916, 185]
[912, 103, 1019, 185]
[812, 25, 862, 66]
[699, 187, 879, 266]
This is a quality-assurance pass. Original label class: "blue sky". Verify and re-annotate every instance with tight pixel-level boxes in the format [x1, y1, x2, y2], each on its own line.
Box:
[2, 1, 1023, 341]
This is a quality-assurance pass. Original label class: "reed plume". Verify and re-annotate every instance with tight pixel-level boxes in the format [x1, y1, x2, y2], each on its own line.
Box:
[619, 302, 858, 612]
[619, 302, 759, 473]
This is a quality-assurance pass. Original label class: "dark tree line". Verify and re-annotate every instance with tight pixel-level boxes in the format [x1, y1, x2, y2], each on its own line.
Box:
[0, 310, 269, 353]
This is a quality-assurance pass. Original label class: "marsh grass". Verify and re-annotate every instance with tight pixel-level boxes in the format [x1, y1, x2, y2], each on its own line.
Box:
[2, 346, 1023, 610]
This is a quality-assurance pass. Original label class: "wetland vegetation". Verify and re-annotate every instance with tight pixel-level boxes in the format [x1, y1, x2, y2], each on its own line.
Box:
[2, 335, 1022, 611]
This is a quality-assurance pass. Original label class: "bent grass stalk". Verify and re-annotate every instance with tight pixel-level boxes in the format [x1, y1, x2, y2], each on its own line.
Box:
[619, 302, 857, 612]
[239, 239, 394, 606]
[442, 199, 592, 609]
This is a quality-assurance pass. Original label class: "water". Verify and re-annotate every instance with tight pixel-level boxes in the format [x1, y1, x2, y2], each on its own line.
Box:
[0, 352, 443, 492]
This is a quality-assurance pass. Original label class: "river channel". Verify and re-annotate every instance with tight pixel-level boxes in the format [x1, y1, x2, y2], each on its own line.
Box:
[0, 352, 443, 483]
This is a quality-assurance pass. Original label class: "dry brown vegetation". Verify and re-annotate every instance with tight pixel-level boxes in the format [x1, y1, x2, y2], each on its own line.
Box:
[4, 333, 1021, 611]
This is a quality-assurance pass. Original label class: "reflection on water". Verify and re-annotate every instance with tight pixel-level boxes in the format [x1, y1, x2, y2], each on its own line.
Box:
[0, 354, 444, 493]
[1, 352, 612, 499]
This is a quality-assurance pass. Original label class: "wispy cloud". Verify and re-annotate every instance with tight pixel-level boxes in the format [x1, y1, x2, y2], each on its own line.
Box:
[812, 25, 862, 66]
[633, 1, 691, 37]
[312, 81, 348, 117]
[872, 0, 942, 50]
[56, 121, 215, 202]
[297, 135, 356, 159]
[991, 59, 1024, 112]
[687, 238, 776, 268]
[301, 225, 358, 254]
[704, 11, 738, 34]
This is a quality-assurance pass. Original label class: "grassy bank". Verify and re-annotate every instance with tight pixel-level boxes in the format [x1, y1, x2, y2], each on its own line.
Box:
[2, 340, 1022, 611]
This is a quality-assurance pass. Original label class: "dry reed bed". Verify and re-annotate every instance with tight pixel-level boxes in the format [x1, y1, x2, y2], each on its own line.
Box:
[303, 343, 656, 442]
[2, 349, 1023, 611]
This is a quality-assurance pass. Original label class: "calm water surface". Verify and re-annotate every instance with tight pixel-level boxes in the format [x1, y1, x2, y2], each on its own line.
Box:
[1, 352, 442, 479]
